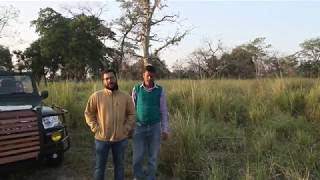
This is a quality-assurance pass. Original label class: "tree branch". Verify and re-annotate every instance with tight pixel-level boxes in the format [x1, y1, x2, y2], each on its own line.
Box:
[151, 15, 177, 26]
[151, 0, 161, 16]
[153, 30, 188, 57]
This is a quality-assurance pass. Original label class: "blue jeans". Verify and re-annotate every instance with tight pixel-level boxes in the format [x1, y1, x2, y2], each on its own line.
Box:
[95, 138, 128, 180]
[133, 122, 161, 180]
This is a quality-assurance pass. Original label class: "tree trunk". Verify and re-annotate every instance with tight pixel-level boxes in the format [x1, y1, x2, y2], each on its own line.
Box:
[141, 0, 152, 66]
[43, 67, 47, 87]
[142, 26, 150, 66]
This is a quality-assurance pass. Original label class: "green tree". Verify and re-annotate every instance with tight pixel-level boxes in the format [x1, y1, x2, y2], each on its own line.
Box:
[221, 47, 255, 78]
[31, 7, 70, 79]
[268, 54, 298, 77]
[299, 37, 320, 62]
[29, 7, 116, 81]
[25, 40, 49, 83]
[65, 14, 115, 80]
[0, 45, 13, 71]
[297, 37, 320, 77]
[240, 37, 272, 78]
[298, 61, 320, 77]
[13, 40, 49, 84]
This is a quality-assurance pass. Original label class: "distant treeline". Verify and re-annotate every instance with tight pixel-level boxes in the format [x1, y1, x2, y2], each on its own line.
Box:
[1, 4, 320, 81]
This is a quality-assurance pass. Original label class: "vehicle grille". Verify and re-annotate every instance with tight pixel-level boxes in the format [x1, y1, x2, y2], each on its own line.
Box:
[0, 110, 40, 165]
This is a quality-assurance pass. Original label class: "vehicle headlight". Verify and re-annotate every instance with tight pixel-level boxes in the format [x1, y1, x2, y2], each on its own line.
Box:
[42, 116, 62, 129]
[51, 131, 62, 142]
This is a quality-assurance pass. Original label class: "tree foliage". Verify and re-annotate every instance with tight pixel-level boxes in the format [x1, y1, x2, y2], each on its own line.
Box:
[297, 38, 320, 77]
[221, 47, 255, 78]
[8, 4, 320, 80]
[239, 37, 272, 78]
[17, 7, 116, 81]
[31, 8, 69, 79]
[0, 45, 13, 71]
[299, 37, 320, 62]
[175, 38, 296, 79]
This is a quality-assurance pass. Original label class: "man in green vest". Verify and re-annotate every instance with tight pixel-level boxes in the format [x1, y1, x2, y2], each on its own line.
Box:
[132, 65, 170, 180]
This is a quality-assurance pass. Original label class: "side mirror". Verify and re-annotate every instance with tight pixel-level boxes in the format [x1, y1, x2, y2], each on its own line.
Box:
[40, 90, 49, 99]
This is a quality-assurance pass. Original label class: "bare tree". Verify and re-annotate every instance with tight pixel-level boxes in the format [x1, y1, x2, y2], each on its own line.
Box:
[116, 0, 189, 66]
[0, 5, 19, 38]
[113, 1, 141, 74]
[60, 2, 108, 18]
[187, 40, 225, 79]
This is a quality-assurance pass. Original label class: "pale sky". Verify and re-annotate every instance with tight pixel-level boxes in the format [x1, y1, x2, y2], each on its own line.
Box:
[1, 0, 320, 68]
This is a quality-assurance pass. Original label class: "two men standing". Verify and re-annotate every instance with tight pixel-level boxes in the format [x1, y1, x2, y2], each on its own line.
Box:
[85, 65, 170, 180]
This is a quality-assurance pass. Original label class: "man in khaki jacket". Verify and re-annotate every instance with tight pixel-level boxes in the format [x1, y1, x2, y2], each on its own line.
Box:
[85, 69, 135, 180]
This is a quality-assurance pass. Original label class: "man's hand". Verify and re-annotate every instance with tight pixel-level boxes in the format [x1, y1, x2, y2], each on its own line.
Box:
[128, 129, 134, 138]
[161, 131, 170, 141]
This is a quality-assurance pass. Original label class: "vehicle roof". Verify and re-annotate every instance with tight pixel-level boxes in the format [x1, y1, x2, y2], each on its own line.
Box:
[0, 71, 33, 76]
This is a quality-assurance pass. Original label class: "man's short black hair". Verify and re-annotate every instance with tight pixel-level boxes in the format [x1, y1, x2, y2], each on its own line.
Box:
[101, 69, 117, 79]
[145, 64, 156, 73]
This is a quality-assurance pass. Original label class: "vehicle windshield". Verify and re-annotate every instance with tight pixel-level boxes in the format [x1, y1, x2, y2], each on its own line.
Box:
[0, 75, 34, 95]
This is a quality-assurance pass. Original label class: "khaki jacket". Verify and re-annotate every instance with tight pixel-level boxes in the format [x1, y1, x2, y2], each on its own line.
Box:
[84, 89, 135, 142]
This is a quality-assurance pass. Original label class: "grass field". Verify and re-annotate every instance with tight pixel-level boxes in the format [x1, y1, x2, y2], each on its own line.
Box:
[4, 78, 320, 180]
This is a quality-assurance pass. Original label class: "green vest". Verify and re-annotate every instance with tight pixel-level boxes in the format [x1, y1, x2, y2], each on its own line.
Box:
[134, 84, 162, 125]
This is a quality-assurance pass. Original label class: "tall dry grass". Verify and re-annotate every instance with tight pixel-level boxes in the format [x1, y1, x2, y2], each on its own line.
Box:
[36, 78, 320, 179]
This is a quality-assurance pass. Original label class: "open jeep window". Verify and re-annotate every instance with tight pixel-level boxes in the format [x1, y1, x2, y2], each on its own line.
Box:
[0, 75, 34, 95]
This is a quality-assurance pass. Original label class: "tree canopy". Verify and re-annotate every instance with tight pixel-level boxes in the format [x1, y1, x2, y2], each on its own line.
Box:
[16, 7, 116, 81]
[5, 4, 320, 80]
[0, 45, 13, 70]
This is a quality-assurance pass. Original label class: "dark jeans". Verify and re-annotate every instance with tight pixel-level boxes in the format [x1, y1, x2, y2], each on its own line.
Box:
[94, 138, 128, 180]
[133, 122, 161, 180]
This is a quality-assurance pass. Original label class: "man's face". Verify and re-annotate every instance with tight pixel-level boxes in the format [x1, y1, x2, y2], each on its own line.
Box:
[103, 72, 117, 90]
[143, 71, 155, 86]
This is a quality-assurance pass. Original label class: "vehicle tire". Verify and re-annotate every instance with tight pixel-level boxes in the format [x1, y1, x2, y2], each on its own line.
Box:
[45, 151, 64, 167]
